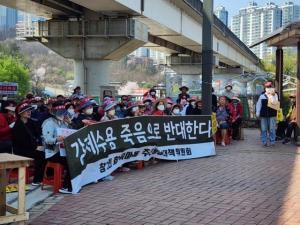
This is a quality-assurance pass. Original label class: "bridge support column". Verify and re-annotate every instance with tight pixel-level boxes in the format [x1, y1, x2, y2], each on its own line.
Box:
[33, 19, 148, 96]
[74, 60, 112, 96]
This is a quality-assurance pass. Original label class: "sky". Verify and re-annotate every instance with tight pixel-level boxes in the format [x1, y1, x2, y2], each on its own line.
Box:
[214, 0, 299, 23]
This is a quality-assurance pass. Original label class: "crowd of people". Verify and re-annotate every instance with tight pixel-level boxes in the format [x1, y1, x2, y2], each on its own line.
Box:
[0, 84, 252, 194]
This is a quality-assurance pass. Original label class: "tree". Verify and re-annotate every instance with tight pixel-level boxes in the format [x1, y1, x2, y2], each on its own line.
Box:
[0, 55, 30, 96]
[261, 50, 297, 76]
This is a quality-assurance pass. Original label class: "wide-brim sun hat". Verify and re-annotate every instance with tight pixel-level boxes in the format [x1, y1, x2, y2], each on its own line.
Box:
[79, 98, 94, 110]
[104, 101, 117, 111]
[179, 86, 189, 91]
[17, 103, 34, 115]
[232, 96, 241, 102]
[5, 106, 16, 112]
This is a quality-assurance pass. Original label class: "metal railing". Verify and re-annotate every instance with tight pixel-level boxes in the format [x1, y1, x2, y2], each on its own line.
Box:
[183, 0, 260, 64]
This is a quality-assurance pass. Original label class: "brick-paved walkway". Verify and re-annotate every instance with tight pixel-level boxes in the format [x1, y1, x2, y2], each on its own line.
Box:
[30, 129, 300, 225]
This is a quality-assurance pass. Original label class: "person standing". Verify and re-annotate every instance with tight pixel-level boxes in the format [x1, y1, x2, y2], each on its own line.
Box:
[176, 86, 190, 104]
[256, 82, 279, 147]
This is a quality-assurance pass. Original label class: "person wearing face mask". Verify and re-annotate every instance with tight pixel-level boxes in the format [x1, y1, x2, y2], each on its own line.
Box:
[42, 101, 73, 193]
[71, 98, 96, 129]
[65, 103, 76, 120]
[152, 100, 167, 116]
[126, 103, 139, 118]
[171, 104, 182, 116]
[186, 97, 198, 115]
[228, 97, 243, 140]
[149, 88, 157, 101]
[13, 102, 45, 185]
[256, 82, 279, 147]
[101, 101, 119, 122]
[143, 98, 154, 115]
[222, 84, 235, 102]
[282, 94, 297, 144]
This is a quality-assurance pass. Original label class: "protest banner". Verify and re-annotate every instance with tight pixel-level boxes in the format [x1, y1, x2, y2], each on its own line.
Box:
[64, 115, 216, 193]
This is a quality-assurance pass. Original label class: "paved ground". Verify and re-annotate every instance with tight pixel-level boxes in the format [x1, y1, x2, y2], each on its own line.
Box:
[29, 129, 300, 225]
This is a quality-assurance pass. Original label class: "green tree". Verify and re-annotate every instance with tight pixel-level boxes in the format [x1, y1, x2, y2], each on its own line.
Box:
[0, 55, 30, 96]
[261, 50, 297, 76]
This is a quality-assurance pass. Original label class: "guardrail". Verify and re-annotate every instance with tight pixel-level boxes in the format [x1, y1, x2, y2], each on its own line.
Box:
[183, 0, 260, 64]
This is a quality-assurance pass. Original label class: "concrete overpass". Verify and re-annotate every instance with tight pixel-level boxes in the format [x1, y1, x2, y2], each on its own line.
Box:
[0, 0, 263, 95]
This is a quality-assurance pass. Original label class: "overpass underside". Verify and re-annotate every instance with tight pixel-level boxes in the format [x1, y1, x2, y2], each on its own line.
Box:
[0, 0, 263, 96]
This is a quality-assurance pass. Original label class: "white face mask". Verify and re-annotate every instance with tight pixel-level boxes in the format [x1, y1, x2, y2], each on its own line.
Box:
[226, 87, 232, 91]
[108, 109, 115, 116]
[173, 108, 180, 114]
[68, 109, 75, 115]
[132, 107, 138, 112]
[2, 96, 7, 101]
[150, 92, 156, 96]
[144, 101, 150, 106]
[85, 108, 93, 115]
[191, 102, 196, 106]
[157, 105, 165, 111]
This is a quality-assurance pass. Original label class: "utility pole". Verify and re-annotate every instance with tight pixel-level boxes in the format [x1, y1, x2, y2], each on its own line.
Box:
[202, 0, 214, 115]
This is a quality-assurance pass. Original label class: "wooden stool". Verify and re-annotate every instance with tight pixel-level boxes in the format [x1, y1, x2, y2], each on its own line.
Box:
[41, 162, 64, 193]
[0, 153, 33, 225]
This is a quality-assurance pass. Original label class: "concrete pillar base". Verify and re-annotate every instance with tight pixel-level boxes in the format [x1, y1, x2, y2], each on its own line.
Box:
[74, 60, 112, 96]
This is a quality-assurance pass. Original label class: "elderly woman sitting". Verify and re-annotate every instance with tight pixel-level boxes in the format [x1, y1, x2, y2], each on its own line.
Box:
[216, 96, 231, 146]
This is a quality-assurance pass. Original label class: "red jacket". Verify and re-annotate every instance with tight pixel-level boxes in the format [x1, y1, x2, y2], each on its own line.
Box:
[228, 103, 243, 122]
[152, 110, 165, 116]
[0, 113, 11, 141]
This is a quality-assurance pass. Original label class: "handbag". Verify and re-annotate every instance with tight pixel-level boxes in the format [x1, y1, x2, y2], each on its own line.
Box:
[266, 94, 280, 111]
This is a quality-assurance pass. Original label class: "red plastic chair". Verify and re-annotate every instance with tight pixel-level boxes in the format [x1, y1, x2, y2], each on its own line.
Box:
[41, 162, 64, 193]
[8, 167, 33, 184]
[215, 128, 232, 145]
